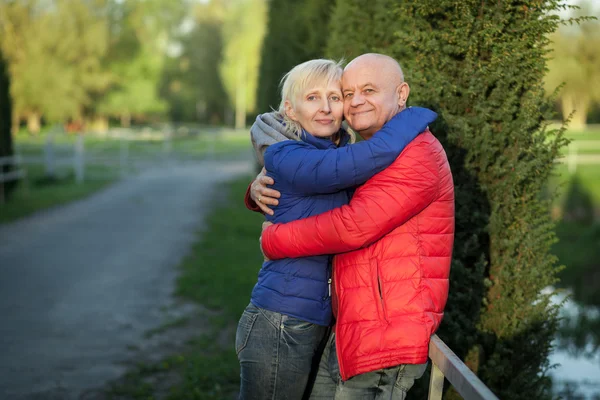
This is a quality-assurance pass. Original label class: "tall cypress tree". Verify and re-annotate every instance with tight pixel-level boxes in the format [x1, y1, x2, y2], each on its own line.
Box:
[255, 0, 333, 113]
[0, 50, 16, 199]
[328, 1, 569, 399]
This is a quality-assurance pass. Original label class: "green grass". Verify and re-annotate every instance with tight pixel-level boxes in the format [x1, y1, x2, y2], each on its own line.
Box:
[564, 124, 600, 141]
[14, 127, 252, 160]
[548, 164, 600, 209]
[2, 126, 252, 225]
[0, 165, 117, 224]
[108, 176, 264, 400]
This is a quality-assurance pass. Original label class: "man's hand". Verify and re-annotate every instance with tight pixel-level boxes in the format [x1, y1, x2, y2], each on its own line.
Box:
[251, 168, 281, 216]
[260, 221, 273, 261]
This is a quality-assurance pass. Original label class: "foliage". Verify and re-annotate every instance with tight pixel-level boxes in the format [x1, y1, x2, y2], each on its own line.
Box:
[255, 0, 332, 113]
[0, 164, 116, 224]
[0, 49, 16, 198]
[96, 0, 189, 125]
[160, 1, 231, 124]
[552, 219, 600, 370]
[545, 2, 600, 128]
[328, 1, 570, 398]
[326, 0, 398, 59]
[219, 0, 267, 127]
[0, 0, 110, 132]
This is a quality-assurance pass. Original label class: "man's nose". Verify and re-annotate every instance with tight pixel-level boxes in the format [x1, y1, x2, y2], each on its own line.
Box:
[350, 92, 364, 107]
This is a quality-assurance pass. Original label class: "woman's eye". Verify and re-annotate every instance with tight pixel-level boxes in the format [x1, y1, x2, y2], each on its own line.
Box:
[307, 95, 317, 101]
[330, 95, 341, 101]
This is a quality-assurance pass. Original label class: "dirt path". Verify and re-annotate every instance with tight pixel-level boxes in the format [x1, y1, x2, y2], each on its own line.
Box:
[0, 159, 252, 400]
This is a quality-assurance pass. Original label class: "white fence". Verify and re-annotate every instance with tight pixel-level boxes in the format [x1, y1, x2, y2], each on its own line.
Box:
[14, 127, 221, 184]
[0, 155, 27, 203]
[559, 140, 600, 174]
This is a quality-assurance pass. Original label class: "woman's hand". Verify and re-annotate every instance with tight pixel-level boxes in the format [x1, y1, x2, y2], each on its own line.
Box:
[251, 168, 281, 216]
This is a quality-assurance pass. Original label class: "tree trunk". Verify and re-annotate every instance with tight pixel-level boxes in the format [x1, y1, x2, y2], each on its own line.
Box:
[235, 56, 247, 129]
[0, 51, 17, 199]
[27, 112, 41, 134]
[88, 116, 108, 133]
[561, 94, 589, 130]
[11, 111, 19, 135]
[120, 112, 131, 128]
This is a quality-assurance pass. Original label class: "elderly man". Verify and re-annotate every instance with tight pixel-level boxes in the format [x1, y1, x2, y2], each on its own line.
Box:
[247, 53, 455, 399]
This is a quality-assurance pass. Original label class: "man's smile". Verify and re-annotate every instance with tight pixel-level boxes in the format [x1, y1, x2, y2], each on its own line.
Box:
[350, 109, 374, 116]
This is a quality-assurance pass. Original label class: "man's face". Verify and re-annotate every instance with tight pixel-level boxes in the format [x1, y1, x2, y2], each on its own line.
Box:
[342, 61, 402, 139]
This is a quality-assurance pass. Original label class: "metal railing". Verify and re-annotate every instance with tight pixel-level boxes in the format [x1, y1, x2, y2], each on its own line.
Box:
[428, 335, 499, 400]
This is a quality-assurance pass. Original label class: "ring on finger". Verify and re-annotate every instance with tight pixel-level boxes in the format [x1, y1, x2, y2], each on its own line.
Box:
[258, 195, 262, 203]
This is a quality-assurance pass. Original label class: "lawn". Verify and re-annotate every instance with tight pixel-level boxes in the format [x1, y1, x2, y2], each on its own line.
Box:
[1, 126, 252, 225]
[0, 164, 117, 224]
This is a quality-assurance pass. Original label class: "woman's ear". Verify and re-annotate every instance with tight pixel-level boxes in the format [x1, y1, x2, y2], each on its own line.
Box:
[284, 100, 298, 121]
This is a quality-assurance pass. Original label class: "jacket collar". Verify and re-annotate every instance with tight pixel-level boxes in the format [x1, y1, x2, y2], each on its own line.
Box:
[301, 128, 351, 149]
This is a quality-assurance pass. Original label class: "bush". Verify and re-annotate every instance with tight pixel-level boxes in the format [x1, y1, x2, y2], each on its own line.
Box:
[327, 1, 569, 398]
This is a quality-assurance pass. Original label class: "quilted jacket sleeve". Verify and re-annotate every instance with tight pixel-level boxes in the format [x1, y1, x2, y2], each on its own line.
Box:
[261, 134, 440, 259]
[244, 182, 262, 213]
[264, 107, 436, 195]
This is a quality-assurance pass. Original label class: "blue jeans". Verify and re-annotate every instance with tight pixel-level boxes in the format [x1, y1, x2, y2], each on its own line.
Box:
[309, 332, 428, 399]
[236, 303, 329, 400]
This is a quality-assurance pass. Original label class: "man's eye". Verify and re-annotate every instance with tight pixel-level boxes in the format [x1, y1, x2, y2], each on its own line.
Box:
[364, 88, 374, 93]
[344, 93, 353, 98]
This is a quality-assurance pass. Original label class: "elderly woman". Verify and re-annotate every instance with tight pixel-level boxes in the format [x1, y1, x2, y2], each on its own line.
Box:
[236, 59, 436, 400]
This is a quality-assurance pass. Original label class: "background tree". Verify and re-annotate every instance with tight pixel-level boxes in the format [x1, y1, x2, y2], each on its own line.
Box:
[328, 1, 570, 398]
[545, 2, 600, 129]
[220, 0, 267, 128]
[255, 0, 332, 114]
[160, 0, 230, 124]
[0, 49, 16, 198]
[97, 0, 190, 128]
[0, 0, 110, 134]
[325, 0, 397, 58]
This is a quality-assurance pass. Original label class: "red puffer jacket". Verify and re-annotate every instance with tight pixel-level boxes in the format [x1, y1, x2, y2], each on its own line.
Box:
[261, 130, 455, 380]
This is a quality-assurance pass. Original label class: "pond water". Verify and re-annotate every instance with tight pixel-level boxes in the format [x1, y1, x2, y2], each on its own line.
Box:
[549, 289, 600, 399]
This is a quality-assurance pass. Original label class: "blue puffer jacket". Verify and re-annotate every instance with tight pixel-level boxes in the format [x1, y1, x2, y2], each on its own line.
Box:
[250, 107, 437, 326]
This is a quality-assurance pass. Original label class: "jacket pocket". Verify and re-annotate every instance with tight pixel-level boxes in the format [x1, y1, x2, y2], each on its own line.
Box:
[235, 304, 259, 355]
[282, 315, 317, 333]
[376, 261, 389, 323]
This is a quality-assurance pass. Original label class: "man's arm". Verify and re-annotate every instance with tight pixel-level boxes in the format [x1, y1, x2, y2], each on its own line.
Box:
[246, 107, 436, 212]
[261, 136, 440, 259]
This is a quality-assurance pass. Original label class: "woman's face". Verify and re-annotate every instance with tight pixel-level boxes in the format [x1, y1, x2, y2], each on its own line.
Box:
[285, 80, 343, 138]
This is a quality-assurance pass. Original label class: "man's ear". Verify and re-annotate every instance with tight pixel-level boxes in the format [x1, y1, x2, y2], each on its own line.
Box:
[397, 82, 410, 108]
[284, 100, 298, 121]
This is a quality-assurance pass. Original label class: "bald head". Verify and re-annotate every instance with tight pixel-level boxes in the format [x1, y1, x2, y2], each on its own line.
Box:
[345, 53, 404, 84]
[342, 53, 410, 139]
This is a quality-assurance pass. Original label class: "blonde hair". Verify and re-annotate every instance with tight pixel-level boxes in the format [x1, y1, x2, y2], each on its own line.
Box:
[278, 59, 344, 138]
